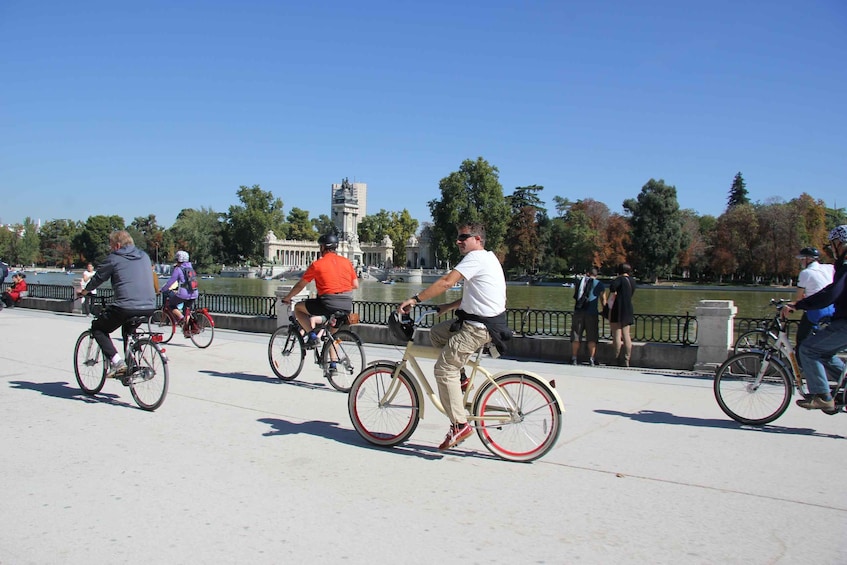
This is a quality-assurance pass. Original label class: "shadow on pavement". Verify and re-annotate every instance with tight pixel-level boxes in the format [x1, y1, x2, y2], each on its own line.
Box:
[9, 380, 134, 409]
[595, 408, 846, 439]
[257, 417, 498, 461]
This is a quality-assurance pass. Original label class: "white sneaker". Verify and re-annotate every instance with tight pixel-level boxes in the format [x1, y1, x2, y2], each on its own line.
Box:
[106, 359, 127, 379]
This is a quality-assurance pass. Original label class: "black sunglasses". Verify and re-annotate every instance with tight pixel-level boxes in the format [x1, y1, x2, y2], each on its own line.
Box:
[457, 233, 476, 241]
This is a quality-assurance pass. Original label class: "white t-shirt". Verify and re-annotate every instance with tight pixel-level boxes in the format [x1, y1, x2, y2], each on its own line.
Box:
[798, 261, 834, 297]
[455, 250, 506, 317]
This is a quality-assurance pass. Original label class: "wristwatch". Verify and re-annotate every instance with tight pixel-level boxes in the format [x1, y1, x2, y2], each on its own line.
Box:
[412, 294, 422, 304]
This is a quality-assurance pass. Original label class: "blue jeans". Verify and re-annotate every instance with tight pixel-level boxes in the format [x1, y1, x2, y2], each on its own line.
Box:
[798, 318, 847, 397]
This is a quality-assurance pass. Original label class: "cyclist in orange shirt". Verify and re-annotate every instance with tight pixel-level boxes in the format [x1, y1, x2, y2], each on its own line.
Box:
[280, 233, 359, 346]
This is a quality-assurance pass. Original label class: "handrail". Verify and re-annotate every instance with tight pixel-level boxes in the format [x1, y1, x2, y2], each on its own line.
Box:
[15, 282, 799, 347]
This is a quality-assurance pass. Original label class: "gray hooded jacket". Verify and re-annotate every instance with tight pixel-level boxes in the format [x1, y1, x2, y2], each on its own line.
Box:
[86, 245, 157, 311]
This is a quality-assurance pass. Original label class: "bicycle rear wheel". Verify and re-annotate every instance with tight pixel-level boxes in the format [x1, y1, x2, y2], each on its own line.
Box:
[128, 338, 169, 411]
[148, 310, 175, 343]
[348, 363, 420, 447]
[74, 330, 107, 395]
[188, 311, 215, 349]
[714, 352, 792, 425]
[321, 329, 365, 392]
[472, 373, 562, 462]
[733, 329, 777, 355]
[268, 326, 306, 380]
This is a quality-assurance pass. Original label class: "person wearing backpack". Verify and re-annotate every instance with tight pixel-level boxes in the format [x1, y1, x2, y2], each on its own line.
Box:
[570, 267, 606, 366]
[161, 250, 199, 336]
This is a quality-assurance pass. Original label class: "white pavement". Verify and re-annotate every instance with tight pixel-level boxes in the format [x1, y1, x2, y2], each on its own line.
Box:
[1, 307, 845, 564]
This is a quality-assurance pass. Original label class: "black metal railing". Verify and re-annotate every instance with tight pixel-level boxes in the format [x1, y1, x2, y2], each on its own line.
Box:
[13, 282, 784, 347]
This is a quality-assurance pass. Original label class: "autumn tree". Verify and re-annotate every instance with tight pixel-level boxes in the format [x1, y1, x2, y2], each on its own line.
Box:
[504, 185, 546, 275]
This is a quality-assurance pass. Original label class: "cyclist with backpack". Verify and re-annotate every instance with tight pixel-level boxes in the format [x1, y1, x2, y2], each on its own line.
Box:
[161, 250, 199, 337]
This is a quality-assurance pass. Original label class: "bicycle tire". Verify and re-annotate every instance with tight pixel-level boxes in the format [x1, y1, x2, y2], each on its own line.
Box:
[128, 338, 169, 411]
[188, 311, 215, 349]
[73, 330, 107, 395]
[268, 326, 306, 381]
[148, 310, 175, 343]
[348, 363, 420, 447]
[472, 373, 562, 462]
[733, 329, 777, 355]
[714, 352, 793, 425]
[321, 329, 365, 392]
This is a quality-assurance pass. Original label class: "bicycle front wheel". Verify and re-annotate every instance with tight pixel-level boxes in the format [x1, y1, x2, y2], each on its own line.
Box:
[733, 329, 776, 355]
[268, 326, 306, 380]
[321, 329, 366, 392]
[188, 312, 215, 349]
[148, 310, 175, 343]
[74, 330, 107, 395]
[472, 373, 562, 462]
[128, 338, 169, 411]
[348, 363, 420, 447]
[714, 352, 792, 425]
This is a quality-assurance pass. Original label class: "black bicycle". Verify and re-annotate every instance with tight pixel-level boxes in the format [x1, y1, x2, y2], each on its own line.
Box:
[268, 311, 365, 392]
[73, 314, 169, 411]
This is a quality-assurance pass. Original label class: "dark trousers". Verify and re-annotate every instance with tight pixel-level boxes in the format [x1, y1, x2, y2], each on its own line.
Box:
[91, 306, 154, 359]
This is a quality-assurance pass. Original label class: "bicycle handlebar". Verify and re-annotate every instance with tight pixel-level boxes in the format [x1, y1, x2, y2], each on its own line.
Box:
[414, 309, 441, 325]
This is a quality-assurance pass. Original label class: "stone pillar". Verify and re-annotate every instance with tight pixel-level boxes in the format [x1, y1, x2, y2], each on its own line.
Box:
[694, 300, 737, 371]
[275, 284, 309, 327]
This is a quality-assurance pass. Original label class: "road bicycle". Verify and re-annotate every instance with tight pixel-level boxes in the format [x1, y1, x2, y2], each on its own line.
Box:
[714, 299, 846, 425]
[347, 310, 564, 462]
[148, 301, 215, 348]
[268, 311, 365, 393]
[73, 314, 170, 411]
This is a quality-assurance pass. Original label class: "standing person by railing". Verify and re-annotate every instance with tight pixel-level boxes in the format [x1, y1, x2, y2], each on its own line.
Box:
[570, 267, 605, 366]
[606, 263, 636, 367]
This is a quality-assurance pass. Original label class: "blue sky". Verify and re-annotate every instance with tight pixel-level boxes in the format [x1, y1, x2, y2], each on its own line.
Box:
[1, 0, 844, 229]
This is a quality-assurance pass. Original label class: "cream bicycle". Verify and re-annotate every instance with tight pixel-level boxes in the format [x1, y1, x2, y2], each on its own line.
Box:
[347, 311, 563, 462]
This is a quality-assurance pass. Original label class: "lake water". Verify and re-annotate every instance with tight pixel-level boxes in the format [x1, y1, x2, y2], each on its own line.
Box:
[24, 271, 795, 319]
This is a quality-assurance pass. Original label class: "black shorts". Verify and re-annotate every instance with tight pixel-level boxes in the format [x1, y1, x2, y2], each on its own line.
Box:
[304, 294, 352, 318]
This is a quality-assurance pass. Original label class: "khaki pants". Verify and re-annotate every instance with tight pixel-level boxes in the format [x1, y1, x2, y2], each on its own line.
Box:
[429, 319, 491, 424]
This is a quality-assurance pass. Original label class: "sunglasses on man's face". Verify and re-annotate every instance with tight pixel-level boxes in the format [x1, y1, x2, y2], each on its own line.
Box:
[457, 233, 475, 242]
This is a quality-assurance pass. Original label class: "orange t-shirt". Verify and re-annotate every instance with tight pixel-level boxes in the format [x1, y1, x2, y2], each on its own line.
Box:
[302, 252, 357, 296]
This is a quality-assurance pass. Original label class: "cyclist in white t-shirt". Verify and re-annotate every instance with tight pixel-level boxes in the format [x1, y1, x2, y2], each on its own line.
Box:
[398, 222, 508, 451]
[794, 247, 835, 346]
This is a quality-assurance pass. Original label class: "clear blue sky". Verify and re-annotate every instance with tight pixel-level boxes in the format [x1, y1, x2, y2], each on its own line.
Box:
[1, 0, 844, 229]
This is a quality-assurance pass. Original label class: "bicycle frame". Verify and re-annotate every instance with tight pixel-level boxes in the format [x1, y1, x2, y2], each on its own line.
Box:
[381, 341, 563, 424]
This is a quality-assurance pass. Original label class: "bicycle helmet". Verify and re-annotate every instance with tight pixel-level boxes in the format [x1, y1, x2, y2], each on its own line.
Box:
[795, 247, 820, 259]
[318, 233, 339, 250]
[175, 250, 189, 263]
[388, 311, 414, 343]
[828, 225, 847, 244]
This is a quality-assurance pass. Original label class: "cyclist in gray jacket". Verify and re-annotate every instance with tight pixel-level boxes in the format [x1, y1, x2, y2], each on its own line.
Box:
[78, 230, 157, 379]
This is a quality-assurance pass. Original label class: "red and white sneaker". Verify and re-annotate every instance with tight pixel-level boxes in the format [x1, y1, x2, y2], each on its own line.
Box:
[438, 422, 473, 450]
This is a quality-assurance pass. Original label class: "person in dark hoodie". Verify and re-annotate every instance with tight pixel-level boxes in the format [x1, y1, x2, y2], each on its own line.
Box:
[77, 230, 156, 380]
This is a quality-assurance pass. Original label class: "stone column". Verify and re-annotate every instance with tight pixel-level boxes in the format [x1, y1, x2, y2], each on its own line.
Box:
[694, 300, 737, 371]
[275, 284, 309, 327]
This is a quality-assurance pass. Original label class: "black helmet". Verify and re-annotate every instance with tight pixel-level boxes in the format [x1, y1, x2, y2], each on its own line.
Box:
[388, 311, 414, 343]
[318, 233, 339, 250]
[796, 247, 820, 259]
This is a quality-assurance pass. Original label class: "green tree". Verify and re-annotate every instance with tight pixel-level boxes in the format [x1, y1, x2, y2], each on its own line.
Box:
[169, 207, 225, 268]
[73, 215, 125, 265]
[727, 172, 750, 209]
[428, 157, 509, 266]
[129, 215, 165, 263]
[17, 217, 41, 266]
[39, 219, 82, 267]
[623, 179, 686, 282]
[358, 210, 392, 244]
[311, 214, 334, 237]
[285, 207, 314, 241]
[386, 210, 419, 267]
[225, 185, 286, 264]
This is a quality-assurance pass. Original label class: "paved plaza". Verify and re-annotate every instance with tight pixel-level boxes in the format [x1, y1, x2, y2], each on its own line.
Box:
[1, 307, 845, 564]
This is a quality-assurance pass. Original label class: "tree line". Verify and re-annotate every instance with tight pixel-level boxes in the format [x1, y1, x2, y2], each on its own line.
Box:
[2, 161, 843, 285]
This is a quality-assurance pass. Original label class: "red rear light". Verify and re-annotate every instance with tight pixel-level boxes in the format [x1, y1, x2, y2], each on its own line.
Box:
[152, 334, 163, 343]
